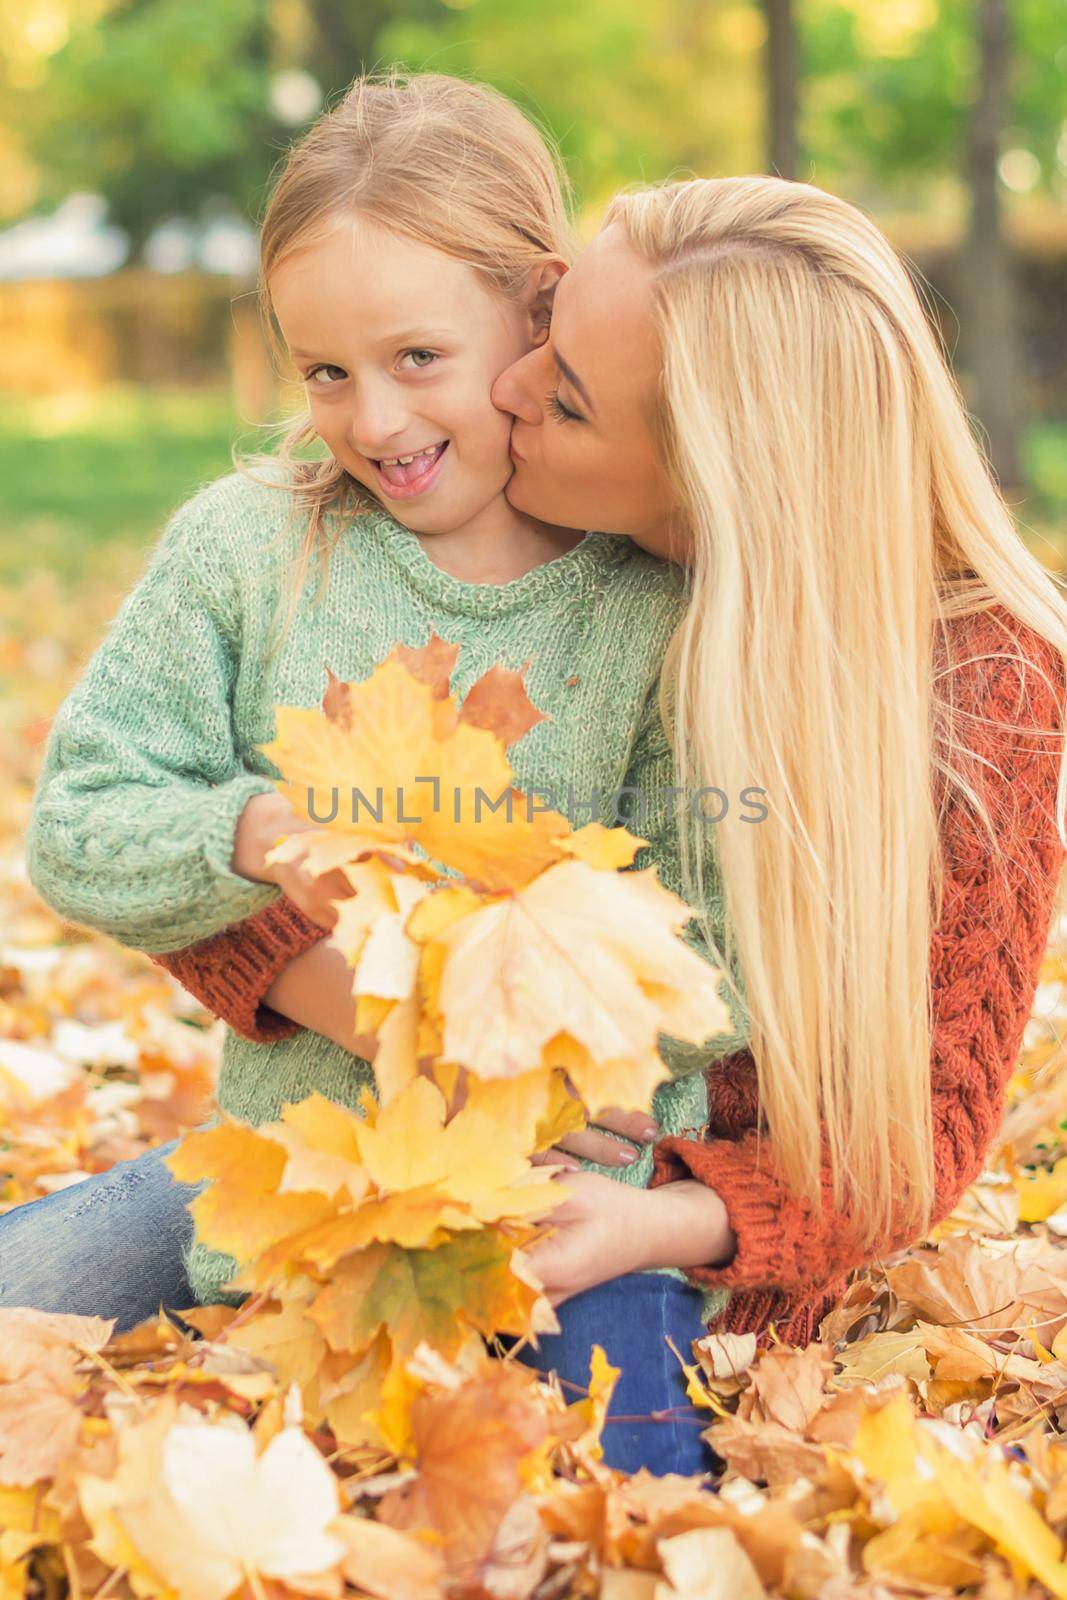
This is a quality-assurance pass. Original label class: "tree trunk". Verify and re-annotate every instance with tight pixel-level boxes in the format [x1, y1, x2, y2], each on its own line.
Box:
[764, 0, 797, 179]
[966, 0, 1023, 491]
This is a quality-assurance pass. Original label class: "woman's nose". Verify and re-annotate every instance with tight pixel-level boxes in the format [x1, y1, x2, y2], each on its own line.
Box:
[491, 347, 545, 425]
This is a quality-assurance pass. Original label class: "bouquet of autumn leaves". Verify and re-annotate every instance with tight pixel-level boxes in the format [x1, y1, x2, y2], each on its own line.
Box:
[164, 633, 731, 1448]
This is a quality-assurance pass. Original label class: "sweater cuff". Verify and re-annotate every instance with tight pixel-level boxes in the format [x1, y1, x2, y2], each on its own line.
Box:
[152, 896, 328, 1043]
[649, 1132, 797, 1293]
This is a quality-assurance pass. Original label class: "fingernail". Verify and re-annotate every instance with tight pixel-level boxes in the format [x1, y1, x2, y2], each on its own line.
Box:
[618, 1148, 639, 1165]
[639, 1121, 660, 1141]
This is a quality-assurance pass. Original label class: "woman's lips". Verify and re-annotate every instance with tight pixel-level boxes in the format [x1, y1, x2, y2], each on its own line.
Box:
[372, 441, 449, 500]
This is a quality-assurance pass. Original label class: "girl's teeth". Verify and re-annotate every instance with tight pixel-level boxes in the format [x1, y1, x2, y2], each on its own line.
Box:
[377, 442, 446, 491]
[383, 446, 437, 467]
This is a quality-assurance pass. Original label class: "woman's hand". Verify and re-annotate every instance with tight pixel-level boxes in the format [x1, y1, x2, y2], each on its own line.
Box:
[521, 1170, 660, 1306]
[523, 1171, 736, 1307]
[533, 1077, 660, 1169]
[232, 792, 354, 930]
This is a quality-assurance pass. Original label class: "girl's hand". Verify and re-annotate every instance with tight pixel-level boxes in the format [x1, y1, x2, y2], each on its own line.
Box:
[232, 792, 354, 930]
[524, 1172, 737, 1307]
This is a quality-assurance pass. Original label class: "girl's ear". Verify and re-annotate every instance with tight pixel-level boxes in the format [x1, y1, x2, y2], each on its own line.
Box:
[523, 258, 568, 347]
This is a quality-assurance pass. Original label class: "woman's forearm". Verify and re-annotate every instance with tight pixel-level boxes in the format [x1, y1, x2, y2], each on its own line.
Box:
[262, 938, 380, 1059]
[641, 1179, 737, 1272]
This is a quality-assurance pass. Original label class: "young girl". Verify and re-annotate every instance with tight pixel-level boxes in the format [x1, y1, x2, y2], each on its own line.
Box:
[13, 72, 740, 1479]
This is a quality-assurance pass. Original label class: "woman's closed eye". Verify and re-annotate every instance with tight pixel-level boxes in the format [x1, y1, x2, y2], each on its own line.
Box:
[547, 385, 583, 423]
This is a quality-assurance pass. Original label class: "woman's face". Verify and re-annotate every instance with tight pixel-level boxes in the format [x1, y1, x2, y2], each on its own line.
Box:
[491, 223, 685, 561]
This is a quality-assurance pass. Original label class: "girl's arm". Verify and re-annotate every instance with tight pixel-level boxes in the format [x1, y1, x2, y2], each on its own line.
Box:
[27, 479, 286, 954]
[648, 609, 1067, 1297]
[146, 788, 379, 1051]
[150, 894, 332, 1043]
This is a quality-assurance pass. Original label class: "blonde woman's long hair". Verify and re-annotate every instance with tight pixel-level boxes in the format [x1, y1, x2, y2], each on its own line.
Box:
[606, 176, 1067, 1252]
[245, 69, 574, 654]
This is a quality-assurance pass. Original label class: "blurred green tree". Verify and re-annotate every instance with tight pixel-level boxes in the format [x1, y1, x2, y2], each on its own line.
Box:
[379, 0, 766, 218]
[800, 0, 1067, 207]
[3, 0, 440, 253]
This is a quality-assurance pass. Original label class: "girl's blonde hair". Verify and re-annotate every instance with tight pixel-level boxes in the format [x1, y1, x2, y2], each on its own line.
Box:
[605, 176, 1067, 1253]
[244, 69, 574, 652]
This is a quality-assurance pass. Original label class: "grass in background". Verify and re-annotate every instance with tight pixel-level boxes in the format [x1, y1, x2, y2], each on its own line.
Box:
[0, 386, 257, 587]
[0, 385, 1065, 588]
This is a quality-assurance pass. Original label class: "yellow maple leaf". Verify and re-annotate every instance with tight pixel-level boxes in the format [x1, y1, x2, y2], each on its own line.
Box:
[410, 859, 731, 1111]
[566, 1344, 621, 1464]
[460, 1066, 587, 1155]
[1016, 1155, 1067, 1222]
[164, 1120, 337, 1264]
[79, 1398, 346, 1600]
[351, 1076, 563, 1224]
[556, 821, 648, 870]
[260, 648, 572, 893]
[308, 1230, 550, 1363]
[270, 1093, 370, 1204]
[201, 1079, 560, 1291]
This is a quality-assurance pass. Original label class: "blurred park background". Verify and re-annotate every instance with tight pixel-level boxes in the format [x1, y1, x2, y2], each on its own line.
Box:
[0, 0, 1066, 604]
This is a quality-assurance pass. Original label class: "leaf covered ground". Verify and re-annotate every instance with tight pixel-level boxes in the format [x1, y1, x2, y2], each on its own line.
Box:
[4, 574, 1067, 1599]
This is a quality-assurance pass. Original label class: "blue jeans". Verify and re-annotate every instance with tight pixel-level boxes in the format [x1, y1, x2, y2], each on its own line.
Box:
[499, 1275, 721, 1479]
[0, 1137, 204, 1328]
[0, 1142, 720, 1480]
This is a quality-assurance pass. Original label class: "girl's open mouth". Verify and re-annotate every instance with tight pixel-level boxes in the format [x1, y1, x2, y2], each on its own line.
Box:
[372, 441, 449, 500]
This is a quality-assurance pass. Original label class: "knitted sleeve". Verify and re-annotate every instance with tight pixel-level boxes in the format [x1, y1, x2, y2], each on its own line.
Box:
[649, 608, 1067, 1298]
[26, 481, 285, 954]
[150, 895, 327, 1042]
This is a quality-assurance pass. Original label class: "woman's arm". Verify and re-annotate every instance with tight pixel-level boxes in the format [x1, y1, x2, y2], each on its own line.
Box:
[648, 609, 1067, 1296]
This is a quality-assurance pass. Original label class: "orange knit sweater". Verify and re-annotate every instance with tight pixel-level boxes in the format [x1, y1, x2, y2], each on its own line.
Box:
[151, 606, 1066, 1347]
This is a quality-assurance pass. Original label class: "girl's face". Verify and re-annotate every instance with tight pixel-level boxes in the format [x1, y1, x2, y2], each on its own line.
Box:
[491, 224, 685, 562]
[269, 215, 556, 541]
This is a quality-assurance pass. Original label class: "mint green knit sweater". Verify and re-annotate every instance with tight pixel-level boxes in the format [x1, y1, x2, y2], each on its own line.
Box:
[27, 471, 749, 1321]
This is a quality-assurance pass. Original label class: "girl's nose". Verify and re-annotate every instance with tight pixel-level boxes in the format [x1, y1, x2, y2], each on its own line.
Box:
[491, 347, 545, 426]
[349, 380, 410, 457]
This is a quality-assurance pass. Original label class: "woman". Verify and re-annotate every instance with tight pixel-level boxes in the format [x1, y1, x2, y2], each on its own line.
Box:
[6, 176, 1066, 1478]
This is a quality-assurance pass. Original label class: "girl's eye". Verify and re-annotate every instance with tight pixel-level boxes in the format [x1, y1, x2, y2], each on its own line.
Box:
[401, 350, 438, 370]
[547, 386, 582, 424]
[306, 364, 346, 386]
